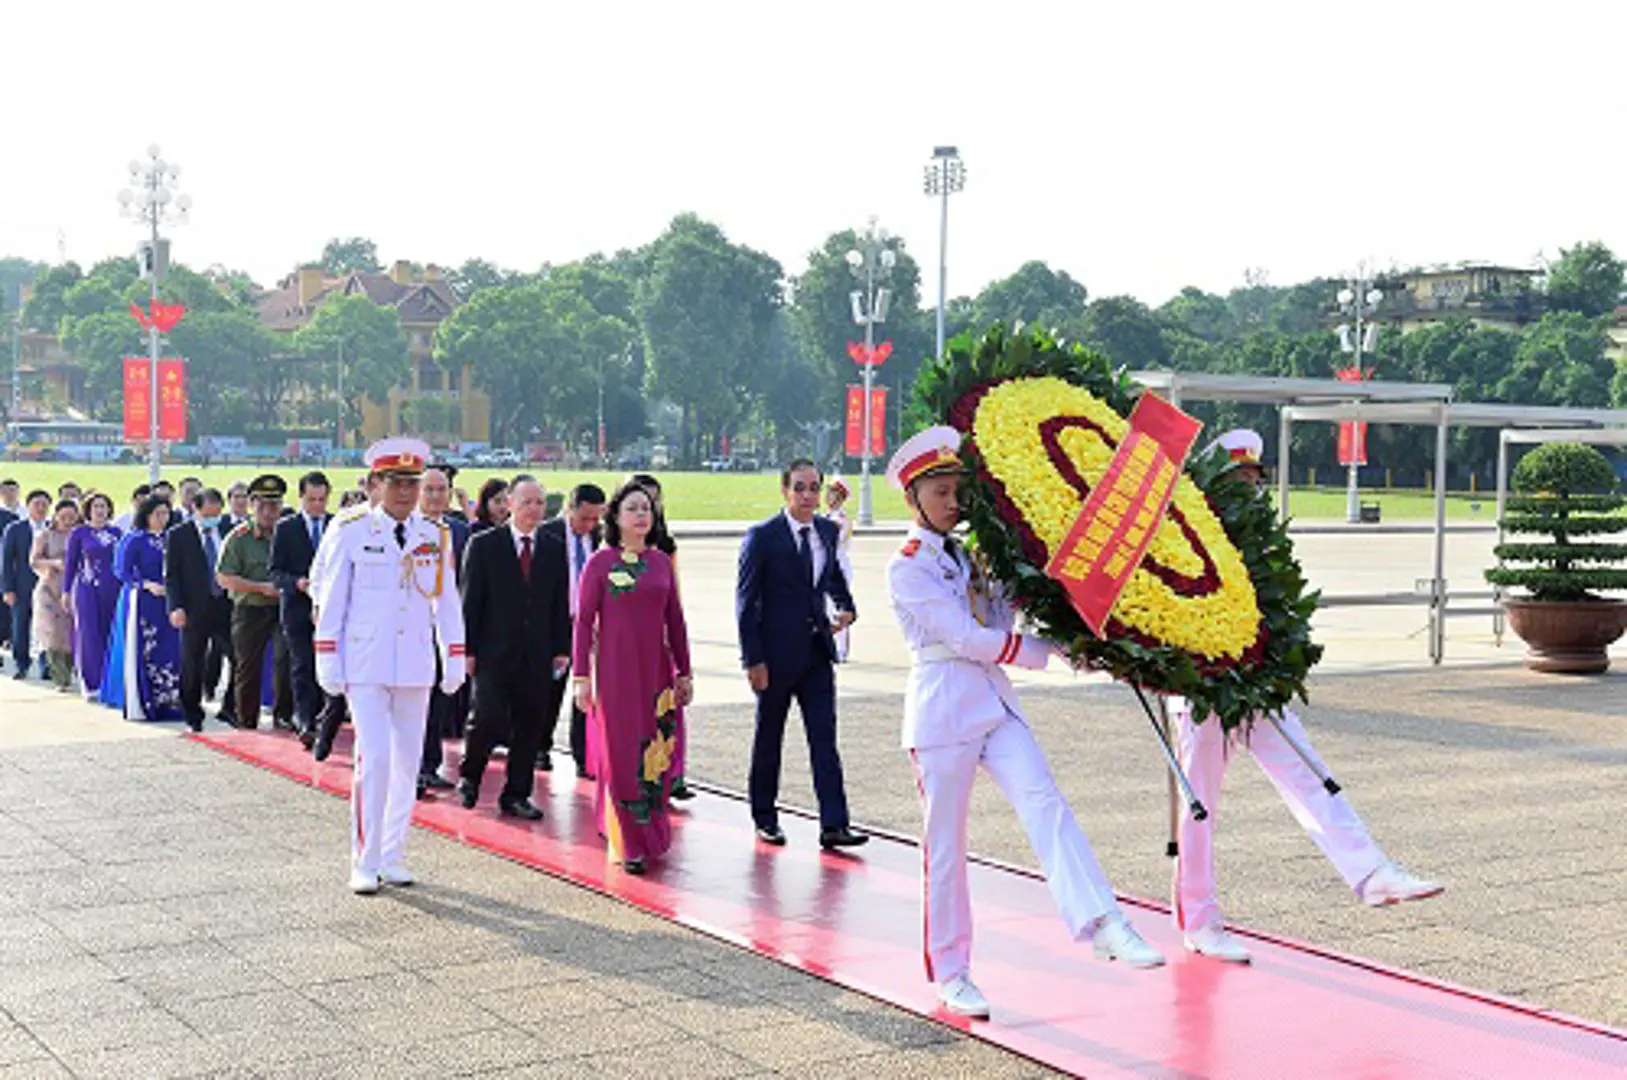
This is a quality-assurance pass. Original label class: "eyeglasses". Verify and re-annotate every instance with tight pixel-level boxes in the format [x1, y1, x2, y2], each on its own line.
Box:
[790, 483, 822, 494]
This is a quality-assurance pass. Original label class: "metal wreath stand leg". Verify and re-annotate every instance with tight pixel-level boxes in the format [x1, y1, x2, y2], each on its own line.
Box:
[1264, 713, 1342, 795]
[1127, 683, 1207, 850]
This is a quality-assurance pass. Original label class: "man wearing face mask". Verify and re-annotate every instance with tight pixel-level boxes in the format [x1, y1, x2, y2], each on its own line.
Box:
[884, 426, 1164, 1020]
[1164, 430, 1442, 966]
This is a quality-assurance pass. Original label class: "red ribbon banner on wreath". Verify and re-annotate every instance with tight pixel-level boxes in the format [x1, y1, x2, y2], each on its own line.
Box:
[1044, 392, 1204, 637]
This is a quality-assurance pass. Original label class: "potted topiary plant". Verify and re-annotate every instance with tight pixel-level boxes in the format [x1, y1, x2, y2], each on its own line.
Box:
[1485, 442, 1627, 673]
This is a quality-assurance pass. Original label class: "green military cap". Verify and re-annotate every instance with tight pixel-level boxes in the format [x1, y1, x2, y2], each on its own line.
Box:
[248, 474, 288, 500]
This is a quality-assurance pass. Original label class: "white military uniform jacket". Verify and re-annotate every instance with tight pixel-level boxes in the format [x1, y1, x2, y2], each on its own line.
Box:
[313, 507, 465, 692]
[886, 525, 1050, 750]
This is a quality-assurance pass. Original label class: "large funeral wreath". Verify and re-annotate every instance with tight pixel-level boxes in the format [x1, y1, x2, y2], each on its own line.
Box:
[914, 324, 1322, 730]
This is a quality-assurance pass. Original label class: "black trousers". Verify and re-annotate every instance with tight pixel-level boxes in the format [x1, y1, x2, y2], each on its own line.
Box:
[8, 596, 32, 672]
[419, 650, 468, 778]
[281, 607, 322, 731]
[460, 667, 547, 802]
[538, 660, 571, 759]
[180, 593, 233, 724]
[230, 603, 291, 729]
[748, 658, 850, 832]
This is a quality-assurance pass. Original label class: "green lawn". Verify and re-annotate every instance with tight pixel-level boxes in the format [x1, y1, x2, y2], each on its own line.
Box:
[0, 462, 1498, 523]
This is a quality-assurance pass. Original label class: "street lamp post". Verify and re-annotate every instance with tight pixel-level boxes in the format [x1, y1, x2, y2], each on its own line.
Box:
[1335, 271, 1384, 523]
[923, 146, 965, 361]
[847, 217, 896, 526]
[118, 145, 190, 485]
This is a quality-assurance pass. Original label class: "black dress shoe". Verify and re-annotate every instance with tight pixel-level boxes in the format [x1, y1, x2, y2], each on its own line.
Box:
[312, 711, 341, 762]
[272, 715, 295, 732]
[499, 798, 544, 821]
[456, 779, 479, 809]
[669, 778, 695, 801]
[415, 778, 430, 800]
[819, 827, 869, 850]
[575, 766, 594, 780]
[421, 773, 454, 791]
[183, 715, 203, 733]
[536, 754, 554, 772]
[756, 825, 787, 846]
[298, 726, 316, 750]
[623, 858, 646, 875]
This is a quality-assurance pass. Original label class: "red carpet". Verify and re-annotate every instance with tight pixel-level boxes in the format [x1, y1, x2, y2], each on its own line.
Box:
[191, 728, 1627, 1079]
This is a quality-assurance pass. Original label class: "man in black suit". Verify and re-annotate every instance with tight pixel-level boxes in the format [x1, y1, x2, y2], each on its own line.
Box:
[416, 463, 470, 791]
[537, 482, 606, 775]
[737, 459, 866, 849]
[269, 471, 332, 746]
[166, 488, 237, 730]
[1, 489, 50, 681]
[0, 478, 18, 666]
[457, 478, 570, 819]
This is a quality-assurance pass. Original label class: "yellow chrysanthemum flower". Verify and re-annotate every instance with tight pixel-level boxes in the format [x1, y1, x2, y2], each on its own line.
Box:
[972, 378, 1261, 660]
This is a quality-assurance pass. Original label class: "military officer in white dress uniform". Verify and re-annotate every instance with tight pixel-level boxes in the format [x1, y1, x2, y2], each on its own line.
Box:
[884, 426, 1165, 1020]
[314, 438, 466, 894]
[1170, 429, 1442, 963]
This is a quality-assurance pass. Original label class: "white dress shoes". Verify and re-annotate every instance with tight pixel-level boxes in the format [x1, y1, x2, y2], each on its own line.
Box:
[349, 869, 381, 895]
[1360, 862, 1444, 907]
[1092, 915, 1166, 968]
[937, 974, 991, 1018]
[1184, 924, 1252, 964]
[380, 865, 415, 887]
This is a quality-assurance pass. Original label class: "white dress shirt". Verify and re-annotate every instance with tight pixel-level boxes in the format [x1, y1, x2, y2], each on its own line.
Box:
[783, 509, 826, 585]
[564, 523, 599, 615]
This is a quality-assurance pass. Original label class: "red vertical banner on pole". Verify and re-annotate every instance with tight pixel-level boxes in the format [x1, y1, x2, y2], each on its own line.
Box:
[868, 387, 887, 456]
[1336, 367, 1368, 466]
[844, 385, 865, 456]
[123, 358, 151, 442]
[158, 359, 187, 442]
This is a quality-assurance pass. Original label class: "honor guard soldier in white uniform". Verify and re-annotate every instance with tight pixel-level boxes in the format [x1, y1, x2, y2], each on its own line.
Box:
[1170, 429, 1442, 963]
[315, 438, 466, 894]
[885, 426, 1164, 1020]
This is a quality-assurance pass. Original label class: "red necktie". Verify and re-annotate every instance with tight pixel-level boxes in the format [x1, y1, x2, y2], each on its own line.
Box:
[520, 534, 533, 583]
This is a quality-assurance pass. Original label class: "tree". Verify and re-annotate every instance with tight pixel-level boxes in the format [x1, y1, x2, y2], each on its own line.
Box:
[318, 237, 382, 276]
[1076, 296, 1170, 369]
[20, 263, 83, 333]
[436, 280, 634, 447]
[1158, 286, 1234, 342]
[787, 229, 932, 456]
[970, 260, 1087, 332]
[1545, 241, 1624, 319]
[1503, 311, 1613, 408]
[0, 257, 45, 311]
[168, 311, 280, 436]
[446, 258, 513, 300]
[638, 215, 783, 464]
[59, 311, 144, 420]
[293, 294, 410, 443]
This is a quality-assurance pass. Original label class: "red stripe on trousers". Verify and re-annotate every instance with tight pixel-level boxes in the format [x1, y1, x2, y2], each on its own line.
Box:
[909, 749, 934, 983]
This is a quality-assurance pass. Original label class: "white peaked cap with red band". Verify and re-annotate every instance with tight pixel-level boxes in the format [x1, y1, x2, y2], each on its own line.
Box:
[365, 436, 431, 477]
[1211, 428, 1264, 468]
[886, 426, 965, 490]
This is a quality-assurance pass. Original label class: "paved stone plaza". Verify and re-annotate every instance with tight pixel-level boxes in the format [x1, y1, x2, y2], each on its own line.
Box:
[2, 526, 1624, 1077]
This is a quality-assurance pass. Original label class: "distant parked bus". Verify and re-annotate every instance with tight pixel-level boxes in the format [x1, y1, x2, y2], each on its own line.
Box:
[3, 421, 132, 463]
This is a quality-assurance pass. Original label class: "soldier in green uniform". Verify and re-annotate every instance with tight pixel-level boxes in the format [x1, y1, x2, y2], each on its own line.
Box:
[217, 474, 292, 729]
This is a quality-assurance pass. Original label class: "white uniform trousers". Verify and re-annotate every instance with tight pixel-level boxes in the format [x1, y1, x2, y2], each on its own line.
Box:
[909, 713, 1121, 985]
[348, 684, 432, 876]
[1171, 704, 1387, 931]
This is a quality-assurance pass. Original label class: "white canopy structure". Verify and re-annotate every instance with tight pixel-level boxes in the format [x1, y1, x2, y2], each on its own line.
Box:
[1128, 371, 1627, 663]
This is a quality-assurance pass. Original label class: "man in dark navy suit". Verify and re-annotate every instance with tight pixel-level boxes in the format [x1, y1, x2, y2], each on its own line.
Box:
[269, 471, 332, 745]
[0, 479, 19, 667]
[1, 489, 50, 680]
[737, 459, 866, 849]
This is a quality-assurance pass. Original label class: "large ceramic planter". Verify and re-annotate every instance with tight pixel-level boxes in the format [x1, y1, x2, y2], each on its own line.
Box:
[1503, 598, 1627, 674]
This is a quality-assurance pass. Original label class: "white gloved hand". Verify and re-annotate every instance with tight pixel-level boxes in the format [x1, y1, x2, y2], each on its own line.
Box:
[439, 656, 466, 696]
[316, 656, 344, 698]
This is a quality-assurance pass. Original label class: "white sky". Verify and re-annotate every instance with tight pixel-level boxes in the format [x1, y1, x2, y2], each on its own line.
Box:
[5, 1, 1625, 305]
